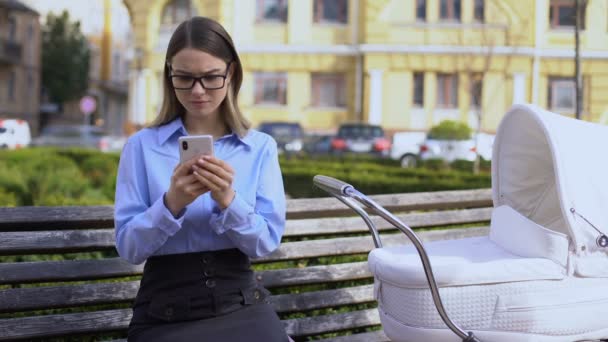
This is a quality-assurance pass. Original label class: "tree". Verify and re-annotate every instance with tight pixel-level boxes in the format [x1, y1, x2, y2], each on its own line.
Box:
[455, 1, 529, 174]
[574, 0, 588, 119]
[41, 11, 90, 106]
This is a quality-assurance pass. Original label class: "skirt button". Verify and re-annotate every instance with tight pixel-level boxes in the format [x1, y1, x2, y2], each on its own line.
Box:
[205, 279, 216, 288]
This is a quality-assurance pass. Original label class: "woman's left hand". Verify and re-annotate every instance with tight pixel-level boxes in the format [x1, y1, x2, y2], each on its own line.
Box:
[192, 155, 235, 209]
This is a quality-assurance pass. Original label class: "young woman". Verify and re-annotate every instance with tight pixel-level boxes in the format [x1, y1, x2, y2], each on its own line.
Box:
[114, 17, 289, 341]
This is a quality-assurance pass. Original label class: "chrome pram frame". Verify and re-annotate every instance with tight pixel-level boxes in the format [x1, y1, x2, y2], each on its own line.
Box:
[313, 175, 482, 342]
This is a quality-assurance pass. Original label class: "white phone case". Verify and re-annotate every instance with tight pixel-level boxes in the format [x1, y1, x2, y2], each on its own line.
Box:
[178, 135, 214, 163]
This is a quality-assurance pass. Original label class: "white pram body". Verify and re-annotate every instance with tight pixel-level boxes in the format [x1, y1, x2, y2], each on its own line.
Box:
[368, 104, 608, 341]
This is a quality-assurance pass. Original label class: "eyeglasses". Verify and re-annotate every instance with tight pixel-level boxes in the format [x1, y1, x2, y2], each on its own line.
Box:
[169, 62, 232, 90]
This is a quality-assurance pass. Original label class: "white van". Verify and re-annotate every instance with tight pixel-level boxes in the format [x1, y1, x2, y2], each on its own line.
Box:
[0, 119, 32, 149]
[390, 131, 426, 168]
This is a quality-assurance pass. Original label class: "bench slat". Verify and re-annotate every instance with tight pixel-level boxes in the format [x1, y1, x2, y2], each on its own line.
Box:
[0, 257, 371, 286]
[0, 258, 144, 284]
[317, 330, 390, 342]
[0, 281, 140, 313]
[272, 284, 374, 313]
[287, 189, 492, 219]
[0, 227, 488, 284]
[0, 278, 374, 314]
[0, 189, 492, 231]
[0, 229, 114, 255]
[284, 308, 381, 336]
[0, 206, 115, 231]
[0, 307, 381, 340]
[0, 208, 492, 255]
[261, 262, 372, 287]
[0, 279, 374, 314]
[285, 207, 491, 237]
[0, 308, 132, 340]
[260, 226, 488, 262]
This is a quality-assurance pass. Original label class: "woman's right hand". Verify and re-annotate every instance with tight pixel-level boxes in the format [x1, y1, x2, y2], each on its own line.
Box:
[164, 157, 210, 217]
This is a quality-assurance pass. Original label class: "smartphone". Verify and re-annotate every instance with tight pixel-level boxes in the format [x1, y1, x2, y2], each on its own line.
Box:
[178, 135, 214, 163]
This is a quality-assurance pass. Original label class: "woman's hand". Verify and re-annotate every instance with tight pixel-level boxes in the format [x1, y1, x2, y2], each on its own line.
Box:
[165, 157, 210, 217]
[192, 156, 235, 209]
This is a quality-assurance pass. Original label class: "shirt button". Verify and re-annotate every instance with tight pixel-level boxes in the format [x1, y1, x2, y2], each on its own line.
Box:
[202, 256, 211, 264]
[205, 279, 216, 288]
[254, 290, 260, 300]
[204, 268, 215, 277]
[165, 307, 173, 317]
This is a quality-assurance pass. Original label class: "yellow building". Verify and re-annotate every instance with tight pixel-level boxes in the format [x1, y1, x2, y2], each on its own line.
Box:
[0, 0, 41, 133]
[122, 0, 608, 134]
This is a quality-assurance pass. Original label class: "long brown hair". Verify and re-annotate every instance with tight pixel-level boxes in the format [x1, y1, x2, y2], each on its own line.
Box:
[149, 16, 250, 137]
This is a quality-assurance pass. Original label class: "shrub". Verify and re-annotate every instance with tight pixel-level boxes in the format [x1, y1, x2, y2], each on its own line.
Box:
[0, 161, 28, 206]
[428, 120, 472, 140]
[0, 148, 113, 205]
[0, 149, 491, 205]
[80, 154, 120, 199]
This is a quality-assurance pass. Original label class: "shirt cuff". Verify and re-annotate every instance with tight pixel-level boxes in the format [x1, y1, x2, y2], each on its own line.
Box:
[151, 194, 186, 236]
[209, 192, 252, 235]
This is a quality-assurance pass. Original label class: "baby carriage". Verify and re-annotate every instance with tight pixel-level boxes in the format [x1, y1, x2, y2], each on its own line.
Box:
[313, 104, 608, 342]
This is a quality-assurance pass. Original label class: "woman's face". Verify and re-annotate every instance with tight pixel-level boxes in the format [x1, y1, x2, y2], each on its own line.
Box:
[169, 48, 231, 120]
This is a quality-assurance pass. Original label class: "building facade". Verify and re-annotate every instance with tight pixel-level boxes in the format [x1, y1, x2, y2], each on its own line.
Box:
[0, 0, 40, 134]
[123, 0, 608, 134]
[62, 0, 131, 136]
[23, 0, 132, 136]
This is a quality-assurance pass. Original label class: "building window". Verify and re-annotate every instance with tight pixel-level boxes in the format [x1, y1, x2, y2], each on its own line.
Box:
[440, 0, 461, 21]
[311, 73, 346, 108]
[8, 71, 16, 101]
[437, 73, 458, 108]
[474, 0, 484, 22]
[159, 0, 197, 49]
[161, 0, 194, 25]
[416, 0, 426, 21]
[471, 73, 483, 108]
[256, 0, 288, 23]
[548, 77, 577, 112]
[549, 0, 584, 28]
[313, 0, 348, 24]
[8, 16, 17, 41]
[413, 72, 424, 107]
[254, 72, 287, 105]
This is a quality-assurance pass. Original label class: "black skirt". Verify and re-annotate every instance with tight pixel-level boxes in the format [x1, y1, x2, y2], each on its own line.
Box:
[128, 249, 289, 342]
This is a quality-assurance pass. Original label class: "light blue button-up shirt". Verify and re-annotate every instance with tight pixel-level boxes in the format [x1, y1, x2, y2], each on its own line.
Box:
[114, 118, 286, 265]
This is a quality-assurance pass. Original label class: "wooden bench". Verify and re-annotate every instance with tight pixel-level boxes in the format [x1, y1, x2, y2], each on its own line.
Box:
[0, 188, 493, 341]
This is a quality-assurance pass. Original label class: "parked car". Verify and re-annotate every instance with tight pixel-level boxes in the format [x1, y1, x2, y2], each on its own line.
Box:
[31, 124, 126, 152]
[0, 119, 31, 149]
[257, 121, 304, 155]
[419, 132, 495, 163]
[330, 123, 391, 157]
[390, 131, 426, 168]
[303, 134, 333, 155]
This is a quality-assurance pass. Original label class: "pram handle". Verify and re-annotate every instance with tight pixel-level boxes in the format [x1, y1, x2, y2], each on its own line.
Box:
[313, 175, 482, 342]
[313, 175, 353, 196]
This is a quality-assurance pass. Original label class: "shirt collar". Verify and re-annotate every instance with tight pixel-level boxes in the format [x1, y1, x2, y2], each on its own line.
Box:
[157, 117, 187, 145]
[232, 130, 253, 149]
[157, 116, 253, 149]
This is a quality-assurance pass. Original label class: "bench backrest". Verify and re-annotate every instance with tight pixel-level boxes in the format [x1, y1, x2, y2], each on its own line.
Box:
[0, 189, 493, 341]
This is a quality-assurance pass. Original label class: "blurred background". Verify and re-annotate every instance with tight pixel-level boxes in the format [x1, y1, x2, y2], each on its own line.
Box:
[0, 0, 607, 205]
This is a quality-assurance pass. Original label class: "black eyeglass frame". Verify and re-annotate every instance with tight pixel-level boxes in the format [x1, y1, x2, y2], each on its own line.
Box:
[168, 61, 233, 90]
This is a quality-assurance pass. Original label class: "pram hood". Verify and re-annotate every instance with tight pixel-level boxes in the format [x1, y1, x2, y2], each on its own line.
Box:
[492, 104, 608, 277]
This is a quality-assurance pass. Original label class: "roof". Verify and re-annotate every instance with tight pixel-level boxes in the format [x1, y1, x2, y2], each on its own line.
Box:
[0, 0, 39, 15]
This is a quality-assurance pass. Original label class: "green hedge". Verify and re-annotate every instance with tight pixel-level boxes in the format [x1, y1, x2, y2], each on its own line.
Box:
[280, 160, 490, 198]
[0, 149, 491, 206]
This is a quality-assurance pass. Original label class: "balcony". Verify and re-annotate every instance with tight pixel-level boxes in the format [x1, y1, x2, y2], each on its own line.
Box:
[0, 38, 22, 65]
